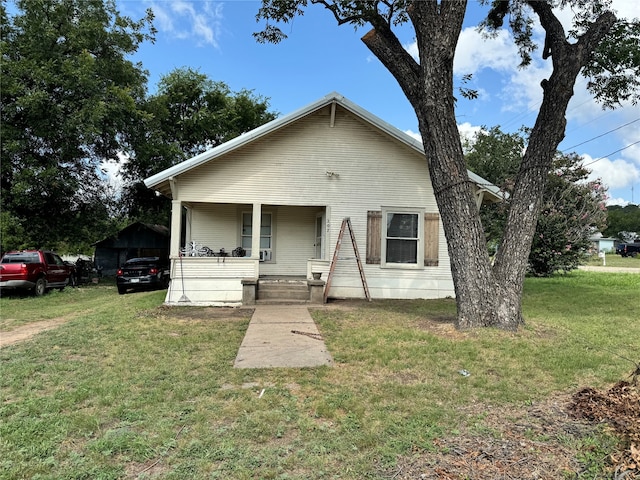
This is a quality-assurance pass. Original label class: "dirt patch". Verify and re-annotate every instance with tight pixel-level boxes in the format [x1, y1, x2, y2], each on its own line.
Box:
[387, 382, 640, 480]
[413, 316, 468, 340]
[569, 380, 640, 479]
[0, 317, 69, 348]
[1, 306, 254, 348]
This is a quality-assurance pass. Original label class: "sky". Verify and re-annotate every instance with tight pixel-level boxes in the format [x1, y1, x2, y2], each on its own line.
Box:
[116, 0, 640, 206]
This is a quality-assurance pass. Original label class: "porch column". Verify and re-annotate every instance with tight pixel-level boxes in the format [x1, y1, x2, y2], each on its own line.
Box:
[170, 200, 182, 257]
[251, 202, 262, 259]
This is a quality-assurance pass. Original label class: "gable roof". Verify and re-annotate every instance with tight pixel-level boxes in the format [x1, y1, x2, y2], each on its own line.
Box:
[144, 92, 503, 202]
[92, 222, 169, 247]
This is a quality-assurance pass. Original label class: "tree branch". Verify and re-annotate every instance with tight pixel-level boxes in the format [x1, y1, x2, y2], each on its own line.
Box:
[527, 1, 616, 68]
[361, 24, 420, 100]
[312, 0, 368, 26]
[526, 0, 567, 62]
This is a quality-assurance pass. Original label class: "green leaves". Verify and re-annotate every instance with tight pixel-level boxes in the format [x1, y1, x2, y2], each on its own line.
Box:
[121, 67, 277, 223]
[584, 19, 640, 108]
[1, 0, 154, 252]
[465, 127, 608, 275]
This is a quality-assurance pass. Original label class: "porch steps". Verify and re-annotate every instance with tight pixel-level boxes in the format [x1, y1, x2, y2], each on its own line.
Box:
[257, 278, 310, 303]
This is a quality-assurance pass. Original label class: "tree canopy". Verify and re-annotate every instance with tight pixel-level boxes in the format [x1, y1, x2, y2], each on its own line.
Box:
[466, 127, 608, 275]
[121, 67, 277, 225]
[255, 0, 640, 329]
[603, 204, 640, 241]
[0, 0, 155, 253]
[1, 2, 277, 253]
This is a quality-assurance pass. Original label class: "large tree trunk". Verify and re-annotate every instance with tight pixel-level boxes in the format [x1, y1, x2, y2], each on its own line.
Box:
[491, 2, 616, 327]
[362, 0, 616, 330]
[364, 1, 503, 329]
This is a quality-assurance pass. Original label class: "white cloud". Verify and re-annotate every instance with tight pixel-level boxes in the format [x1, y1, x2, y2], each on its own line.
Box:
[405, 27, 518, 77]
[612, 0, 640, 20]
[146, 0, 223, 47]
[500, 62, 551, 114]
[606, 197, 631, 207]
[583, 154, 640, 190]
[404, 129, 422, 142]
[457, 122, 484, 146]
[454, 27, 518, 75]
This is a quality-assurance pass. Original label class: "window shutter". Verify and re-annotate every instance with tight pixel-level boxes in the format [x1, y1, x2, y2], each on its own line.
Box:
[424, 213, 439, 266]
[366, 210, 381, 264]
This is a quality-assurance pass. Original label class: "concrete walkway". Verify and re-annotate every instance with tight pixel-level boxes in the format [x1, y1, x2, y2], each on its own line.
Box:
[234, 305, 333, 369]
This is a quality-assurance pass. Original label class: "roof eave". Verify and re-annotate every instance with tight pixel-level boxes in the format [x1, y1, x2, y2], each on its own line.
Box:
[143, 91, 504, 203]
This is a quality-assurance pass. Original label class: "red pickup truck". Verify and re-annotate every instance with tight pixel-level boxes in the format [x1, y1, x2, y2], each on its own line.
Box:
[0, 250, 74, 296]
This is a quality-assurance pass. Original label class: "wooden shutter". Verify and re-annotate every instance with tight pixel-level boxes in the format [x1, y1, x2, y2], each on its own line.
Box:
[366, 211, 381, 264]
[424, 213, 440, 266]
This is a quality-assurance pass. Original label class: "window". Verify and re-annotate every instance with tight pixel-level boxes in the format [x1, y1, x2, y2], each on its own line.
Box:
[385, 212, 419, 264]
[367, 210, 440, 267]
[382, 209, 423, 267]
[45, 252, 65, 266]
[241, 212, 273, 260]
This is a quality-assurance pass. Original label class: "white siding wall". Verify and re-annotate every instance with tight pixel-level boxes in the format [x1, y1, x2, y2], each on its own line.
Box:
[175, 105, 454, 300]
[189, 203, 241, 253]
[260, 206, 319, 276]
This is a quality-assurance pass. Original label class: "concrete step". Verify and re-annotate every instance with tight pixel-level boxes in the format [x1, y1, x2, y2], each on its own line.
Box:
[257, 288, 309, 301]
[255, 299, 310, 305]
[257, 279, 309, 302]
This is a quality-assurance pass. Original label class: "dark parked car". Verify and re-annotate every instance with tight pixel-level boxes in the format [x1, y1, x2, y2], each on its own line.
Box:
[615, 242, 640, 258]
[116, 257, 170, 295]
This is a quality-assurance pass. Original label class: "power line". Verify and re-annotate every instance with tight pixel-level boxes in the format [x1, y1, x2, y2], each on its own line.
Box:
[563, 110, 613, 136]
[582, 139, 640, 167]
[562, 117, 640, 152]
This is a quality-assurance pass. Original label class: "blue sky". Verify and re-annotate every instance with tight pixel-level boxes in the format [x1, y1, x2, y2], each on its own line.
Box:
[118, 0, 640, 205]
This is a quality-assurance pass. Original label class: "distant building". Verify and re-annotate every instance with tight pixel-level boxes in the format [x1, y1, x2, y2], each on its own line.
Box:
[93, 222, 169, 276]
[589, 233, 619, 253]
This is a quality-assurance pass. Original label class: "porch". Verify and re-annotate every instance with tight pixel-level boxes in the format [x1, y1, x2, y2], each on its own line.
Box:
[164, 256, 330, 305]
[165, 200, 331, 305]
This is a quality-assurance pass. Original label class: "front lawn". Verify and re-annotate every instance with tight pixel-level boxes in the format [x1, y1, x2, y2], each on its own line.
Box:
[1, 271, 638, 479]
[583, 252, 640, 268]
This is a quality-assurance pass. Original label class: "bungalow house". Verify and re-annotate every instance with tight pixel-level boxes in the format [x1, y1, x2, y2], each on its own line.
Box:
[143, 92, 502, 305]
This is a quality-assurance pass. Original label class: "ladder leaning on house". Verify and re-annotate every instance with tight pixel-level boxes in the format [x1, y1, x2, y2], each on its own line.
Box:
[324, 217, 371, 303]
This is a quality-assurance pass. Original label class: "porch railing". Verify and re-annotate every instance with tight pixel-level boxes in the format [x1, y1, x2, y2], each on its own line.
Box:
[166, 256, 259, 305]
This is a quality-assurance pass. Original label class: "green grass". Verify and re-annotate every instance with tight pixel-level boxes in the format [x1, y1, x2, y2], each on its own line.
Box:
[583, 252, 640, 268]
[1, 271, 638, 479]
[0, 278, 124, 331]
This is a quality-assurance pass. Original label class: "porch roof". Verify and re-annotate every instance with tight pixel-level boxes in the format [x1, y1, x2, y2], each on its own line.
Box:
[144, 92, 504, 203]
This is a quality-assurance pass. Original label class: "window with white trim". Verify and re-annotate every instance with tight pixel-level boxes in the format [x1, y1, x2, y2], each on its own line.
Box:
[381, 208, 424, 268]
[241, 212, 273, 260]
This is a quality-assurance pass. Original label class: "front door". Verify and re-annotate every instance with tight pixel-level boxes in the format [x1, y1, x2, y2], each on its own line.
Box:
[315, 213, 325, 259]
